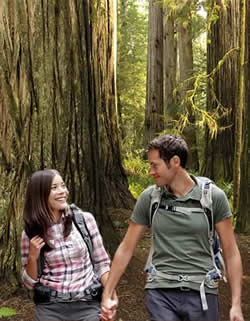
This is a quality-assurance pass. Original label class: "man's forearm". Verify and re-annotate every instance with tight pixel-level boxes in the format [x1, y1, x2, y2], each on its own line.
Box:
[226, 250, 243, 306]
[103, 242, 133, 296]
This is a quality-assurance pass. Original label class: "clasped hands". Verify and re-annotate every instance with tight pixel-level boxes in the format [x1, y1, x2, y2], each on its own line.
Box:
[100, 293, 118, 321]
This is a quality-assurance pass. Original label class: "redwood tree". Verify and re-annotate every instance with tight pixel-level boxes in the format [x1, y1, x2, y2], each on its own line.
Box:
[144, 0, 164, 145]
[235, 0, 250, 232]
[0, 0, 133, 282]
[204, 0, 240, 181]
[204, 0, 250, 231]
[177, 0, 199, 171]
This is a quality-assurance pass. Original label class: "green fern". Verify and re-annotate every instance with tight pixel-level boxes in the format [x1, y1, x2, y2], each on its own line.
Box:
[0, 307, 17, 318]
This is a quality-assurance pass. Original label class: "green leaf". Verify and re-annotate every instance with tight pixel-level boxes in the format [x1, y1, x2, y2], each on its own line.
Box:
[0, 307, 17, 318]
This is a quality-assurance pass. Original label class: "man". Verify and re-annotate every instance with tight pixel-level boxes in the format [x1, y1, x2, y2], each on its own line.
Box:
[101, 134, 244, 321]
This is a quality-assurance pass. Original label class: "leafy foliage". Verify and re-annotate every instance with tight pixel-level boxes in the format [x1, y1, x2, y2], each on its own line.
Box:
[123, 154, 153, 199]
[117, 0, 148, 155]
[217, 181, 233, 209]
[0, 307, 16, 318]
[171, 47, 239, 138]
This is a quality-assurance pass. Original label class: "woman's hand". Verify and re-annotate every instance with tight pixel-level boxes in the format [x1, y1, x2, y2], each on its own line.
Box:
[28, 236, 45, 261]
[100, 291, 118, 321]
[25, 235, 45, 282]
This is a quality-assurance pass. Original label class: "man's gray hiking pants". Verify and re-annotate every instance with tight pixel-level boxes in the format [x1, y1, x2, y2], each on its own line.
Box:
[145, 288, 219, 321]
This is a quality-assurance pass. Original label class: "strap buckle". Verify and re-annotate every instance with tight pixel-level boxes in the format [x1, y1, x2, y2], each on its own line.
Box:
[167, 205, 176, 211]
[178, 275, 189, 282]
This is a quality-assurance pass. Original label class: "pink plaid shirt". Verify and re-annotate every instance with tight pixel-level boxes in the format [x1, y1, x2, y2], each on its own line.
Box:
[21, 210, 110, 292]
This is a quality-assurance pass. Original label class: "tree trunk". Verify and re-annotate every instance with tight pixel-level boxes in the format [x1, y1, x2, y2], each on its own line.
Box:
[163, 9, 177, 124]
[204, 0, 240, 181]
[233, 0, 246, 217]
[235, 0, 250, 232]
[0, 0, 133, 283]
[116, 0, 129, 141]
[144, 0, 164, 145]
[177, 2, 199, 171]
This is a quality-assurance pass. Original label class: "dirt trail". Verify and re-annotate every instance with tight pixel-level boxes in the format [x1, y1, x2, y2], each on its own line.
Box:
[0, 209, 249, 321]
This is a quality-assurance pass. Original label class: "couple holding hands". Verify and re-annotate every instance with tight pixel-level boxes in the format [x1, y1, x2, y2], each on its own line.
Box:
[21, 135, 244, 321]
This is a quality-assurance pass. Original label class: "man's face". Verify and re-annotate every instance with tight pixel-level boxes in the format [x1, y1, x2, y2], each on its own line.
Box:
[148, 149, 175, 187]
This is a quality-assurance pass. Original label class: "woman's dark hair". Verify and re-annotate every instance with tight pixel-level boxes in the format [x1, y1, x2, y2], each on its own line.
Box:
[148, 134, 189, 168]
[23, 169, 72, 249]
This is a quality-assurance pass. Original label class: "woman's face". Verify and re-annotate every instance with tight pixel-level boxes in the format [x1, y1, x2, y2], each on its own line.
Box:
[48, 174, 68, 215]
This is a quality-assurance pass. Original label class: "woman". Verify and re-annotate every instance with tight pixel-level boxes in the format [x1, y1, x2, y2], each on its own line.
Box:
[21, 169, 116, 321]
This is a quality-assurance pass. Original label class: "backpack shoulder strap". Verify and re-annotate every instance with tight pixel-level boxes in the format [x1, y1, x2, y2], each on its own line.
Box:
[196, 176, 214, 234]
[37, 205, 95, 279]
[37, 248, 45, 281]
[70, 204, 94, 266]
[196, 177, 226, 277]
[149, 185, 163, 226]
[145, 185, 163, 271]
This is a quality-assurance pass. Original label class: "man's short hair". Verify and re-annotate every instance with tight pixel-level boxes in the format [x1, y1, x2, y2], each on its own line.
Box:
[148, 134, 189, 168]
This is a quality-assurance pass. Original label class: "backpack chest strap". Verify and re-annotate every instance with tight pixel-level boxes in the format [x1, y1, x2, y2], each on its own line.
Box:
[159, 204, 204, 214]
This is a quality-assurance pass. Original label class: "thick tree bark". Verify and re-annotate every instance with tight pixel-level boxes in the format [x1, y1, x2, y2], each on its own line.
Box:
[233, 0, 246, 219]
[177, 2, 199, 171]
[235, 0, 250, 232]
[204, 0, 240, 181]
[116, 0, 129, 141]
[144, 0, 164, 145]
[163, 10, 177, 123]
[0, 0, 133, 281]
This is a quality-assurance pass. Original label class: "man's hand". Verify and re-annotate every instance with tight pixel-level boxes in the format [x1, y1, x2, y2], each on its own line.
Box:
[230, 305, 244, 321]
[100, 292, 118, 321]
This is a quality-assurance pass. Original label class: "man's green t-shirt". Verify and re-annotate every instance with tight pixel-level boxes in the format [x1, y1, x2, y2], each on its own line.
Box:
[131, 176, 232, 294]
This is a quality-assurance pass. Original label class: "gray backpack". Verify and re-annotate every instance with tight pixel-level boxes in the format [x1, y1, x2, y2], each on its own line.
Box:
[145, 177, 226, 310]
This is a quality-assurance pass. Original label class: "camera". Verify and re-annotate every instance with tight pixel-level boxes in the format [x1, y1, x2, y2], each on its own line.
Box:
[33, 284, 52, 304]
[84, 280, 103, 302]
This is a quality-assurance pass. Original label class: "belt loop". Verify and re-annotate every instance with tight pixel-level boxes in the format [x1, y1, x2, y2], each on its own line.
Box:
[179, 287, 191, 292]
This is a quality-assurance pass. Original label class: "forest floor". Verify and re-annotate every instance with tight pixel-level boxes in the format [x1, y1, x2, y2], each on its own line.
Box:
[0, 208, 250, 321]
